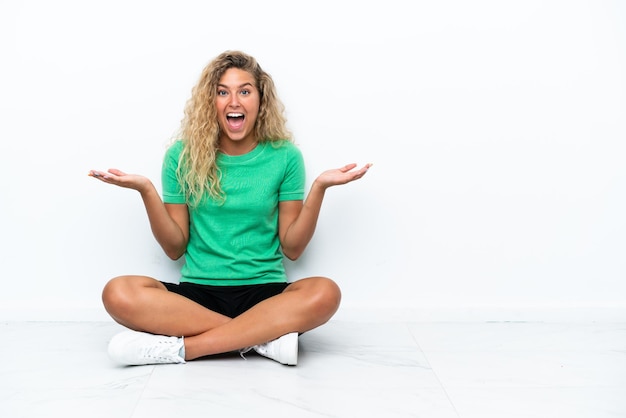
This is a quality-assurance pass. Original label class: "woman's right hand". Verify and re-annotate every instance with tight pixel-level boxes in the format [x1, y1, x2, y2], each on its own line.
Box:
[88, 169, 152, 194]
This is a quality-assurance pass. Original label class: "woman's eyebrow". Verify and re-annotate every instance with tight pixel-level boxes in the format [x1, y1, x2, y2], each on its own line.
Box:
[217, 82, 254, 89]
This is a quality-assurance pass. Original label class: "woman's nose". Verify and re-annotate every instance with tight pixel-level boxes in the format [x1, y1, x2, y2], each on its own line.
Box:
[228, 94, 240, 107]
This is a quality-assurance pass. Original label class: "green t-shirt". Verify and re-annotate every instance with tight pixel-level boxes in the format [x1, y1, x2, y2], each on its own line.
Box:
[161, 140, 305, 286]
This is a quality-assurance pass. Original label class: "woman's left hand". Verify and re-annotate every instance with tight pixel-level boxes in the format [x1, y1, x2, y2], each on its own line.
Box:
[315, 163, 372, 189]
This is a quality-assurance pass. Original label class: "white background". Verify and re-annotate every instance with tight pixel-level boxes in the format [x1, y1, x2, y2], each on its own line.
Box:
[1, 0, 624, 321]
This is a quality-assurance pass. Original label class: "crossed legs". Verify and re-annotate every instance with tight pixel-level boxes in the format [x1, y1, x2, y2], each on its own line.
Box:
[101, 276, 341, 361]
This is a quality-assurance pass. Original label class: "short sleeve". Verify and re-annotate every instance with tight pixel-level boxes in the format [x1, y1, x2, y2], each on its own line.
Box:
[278, 143, 305, 202]
[161, 140, 187, 204]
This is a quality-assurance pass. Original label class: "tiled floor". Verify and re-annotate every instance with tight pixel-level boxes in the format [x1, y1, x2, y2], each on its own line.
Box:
[1, 319, 625, 417]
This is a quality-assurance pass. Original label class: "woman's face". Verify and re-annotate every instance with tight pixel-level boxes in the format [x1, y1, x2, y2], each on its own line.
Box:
[216, 68, 260, 145]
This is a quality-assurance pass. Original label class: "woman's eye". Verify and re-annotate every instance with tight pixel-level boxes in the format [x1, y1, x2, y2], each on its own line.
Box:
[217, 90, 227, 96]
[240, 89, 249, 96]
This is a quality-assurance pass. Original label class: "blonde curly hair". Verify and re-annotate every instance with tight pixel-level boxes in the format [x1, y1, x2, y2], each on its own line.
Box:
[174, 50, 292, 205]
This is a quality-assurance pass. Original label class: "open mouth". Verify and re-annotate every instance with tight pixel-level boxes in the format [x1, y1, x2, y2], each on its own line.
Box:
[227, 112, 245, 130]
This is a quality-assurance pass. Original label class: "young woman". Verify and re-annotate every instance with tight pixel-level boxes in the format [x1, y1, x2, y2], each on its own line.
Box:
[89, 50, 371, 366]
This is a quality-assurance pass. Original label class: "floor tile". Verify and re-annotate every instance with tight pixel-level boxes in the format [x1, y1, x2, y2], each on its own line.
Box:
[133, 321, 459, 418]
[443, 386, 626, 418]
[408, 322, 626, 352]
[1, 320, 625, 418]
[0, 321, 149, 418]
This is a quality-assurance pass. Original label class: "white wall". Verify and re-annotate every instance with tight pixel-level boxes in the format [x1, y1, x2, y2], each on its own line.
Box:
[1, 0, 624, 322]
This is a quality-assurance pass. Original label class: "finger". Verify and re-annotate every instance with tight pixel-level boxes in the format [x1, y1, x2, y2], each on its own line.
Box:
[355, 164, 372, 176]
[88, 170, 107, 179]
[348, 164, 372, 181]
[108, 168, 126, 176]
[91, 170, 120, 182]
[340, 163, 358, 173]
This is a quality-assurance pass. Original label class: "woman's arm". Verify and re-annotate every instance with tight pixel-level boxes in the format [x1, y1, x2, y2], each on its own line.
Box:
[89, 168, 189, 260]
[279, 163, 371, 260]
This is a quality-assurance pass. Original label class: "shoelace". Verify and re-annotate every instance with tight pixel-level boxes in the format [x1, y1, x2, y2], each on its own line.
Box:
[142, 339, 181, 361]
[239, 346, 253, 360]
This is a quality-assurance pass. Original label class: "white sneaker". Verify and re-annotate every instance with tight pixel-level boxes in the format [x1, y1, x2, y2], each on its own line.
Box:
[252, 332, 298, 366]
[108, 330, 186, 366]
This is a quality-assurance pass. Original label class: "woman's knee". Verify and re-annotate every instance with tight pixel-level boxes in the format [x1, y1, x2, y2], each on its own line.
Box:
[320, 277, 342, 309]
[298, 276, 342, 318]
[101, 275, 157, 316]
[102, 276, 129, 314]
